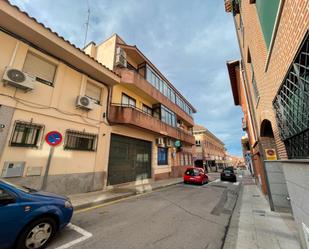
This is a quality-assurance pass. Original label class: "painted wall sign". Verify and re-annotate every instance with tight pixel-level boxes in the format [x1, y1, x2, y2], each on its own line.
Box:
[45, 131, 63, 146]
[265, 149, 277, 160]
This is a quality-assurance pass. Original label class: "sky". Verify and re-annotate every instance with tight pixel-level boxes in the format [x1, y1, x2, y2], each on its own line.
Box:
[11, 0, 243, 156]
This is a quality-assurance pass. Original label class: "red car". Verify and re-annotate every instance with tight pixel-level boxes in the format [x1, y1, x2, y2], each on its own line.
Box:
[183, 167, 208, 185]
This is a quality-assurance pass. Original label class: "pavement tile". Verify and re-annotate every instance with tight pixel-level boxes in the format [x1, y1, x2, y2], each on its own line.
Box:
[223, 172, 301, 249]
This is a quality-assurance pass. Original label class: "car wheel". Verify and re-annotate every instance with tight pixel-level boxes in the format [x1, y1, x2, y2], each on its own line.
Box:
[16, 217, 57, 249]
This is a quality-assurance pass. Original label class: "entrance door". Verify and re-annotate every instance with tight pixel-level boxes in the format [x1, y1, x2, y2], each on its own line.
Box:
[108, 134, 152, 185]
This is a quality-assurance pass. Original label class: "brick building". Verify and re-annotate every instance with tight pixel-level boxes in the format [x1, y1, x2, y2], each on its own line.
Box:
[193, 124, 226, 170]
[225, 1, 309, 247]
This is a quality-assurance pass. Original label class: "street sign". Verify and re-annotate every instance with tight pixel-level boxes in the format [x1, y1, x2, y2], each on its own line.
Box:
[265, 149, 277, 160]
[174, 140, 182, 148]
[45, 131, 63, 146]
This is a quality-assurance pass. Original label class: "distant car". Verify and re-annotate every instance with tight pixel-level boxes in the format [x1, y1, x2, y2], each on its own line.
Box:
[221, 167, 237, 182]
[0, 179, 73, 249]
[184, 167, 208, 185]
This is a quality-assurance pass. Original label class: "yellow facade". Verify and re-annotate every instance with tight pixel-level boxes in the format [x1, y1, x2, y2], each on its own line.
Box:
[0, 26, 116, 194]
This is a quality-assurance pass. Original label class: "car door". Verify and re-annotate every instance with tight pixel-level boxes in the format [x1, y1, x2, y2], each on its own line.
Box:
[0, 187, 24, 248]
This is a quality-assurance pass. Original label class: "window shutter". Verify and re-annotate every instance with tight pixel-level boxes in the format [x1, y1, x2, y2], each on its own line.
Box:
[23, 52, 56, 84]
[85, 82, 102, 103]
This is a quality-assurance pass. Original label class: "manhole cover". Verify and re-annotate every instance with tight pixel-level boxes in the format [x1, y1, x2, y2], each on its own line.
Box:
[252, 195, 260, 197]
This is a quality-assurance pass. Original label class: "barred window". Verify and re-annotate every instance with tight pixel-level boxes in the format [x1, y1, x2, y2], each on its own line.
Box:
[273, 33, 309, 159]
[64, 130, 97, 151]
[10, 121, 43, 148]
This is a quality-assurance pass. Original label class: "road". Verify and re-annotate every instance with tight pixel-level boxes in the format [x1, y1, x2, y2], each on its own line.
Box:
[47, 176, 241, 249]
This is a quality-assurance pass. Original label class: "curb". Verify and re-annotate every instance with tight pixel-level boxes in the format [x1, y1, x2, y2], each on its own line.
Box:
[222, 184, 243, 249]
[73, 180, 182, 211]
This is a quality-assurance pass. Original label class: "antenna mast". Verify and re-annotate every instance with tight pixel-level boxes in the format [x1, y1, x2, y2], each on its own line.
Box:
[83, 0, 90, 48]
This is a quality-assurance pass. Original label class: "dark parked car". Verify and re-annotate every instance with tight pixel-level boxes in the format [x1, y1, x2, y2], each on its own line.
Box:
[0, 179, 73, 249]
[221, 167, 237, 182]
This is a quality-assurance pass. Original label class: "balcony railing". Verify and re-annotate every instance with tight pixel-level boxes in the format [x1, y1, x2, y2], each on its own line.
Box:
[108, 104, 195, 145]
[115, 68, 194, 126]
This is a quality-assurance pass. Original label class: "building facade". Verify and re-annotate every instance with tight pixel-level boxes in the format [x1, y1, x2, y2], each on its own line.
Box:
[84, 34, 196, 184]
[193, 125, 226, 170]
[0, 1, 119, 194]
[225, 0, 309, 247]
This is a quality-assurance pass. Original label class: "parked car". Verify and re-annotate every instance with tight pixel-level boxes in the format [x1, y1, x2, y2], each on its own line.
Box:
[221, 167, 237, 182]
[0, 179, 73, 249]
[183, 167, 208, 185]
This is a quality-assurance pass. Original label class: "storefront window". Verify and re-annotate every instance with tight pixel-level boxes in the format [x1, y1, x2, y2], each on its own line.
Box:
[158, 147, 168, 165]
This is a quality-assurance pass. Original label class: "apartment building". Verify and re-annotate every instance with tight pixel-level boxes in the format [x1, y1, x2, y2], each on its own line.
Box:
[192, 124, 226, 170]
[0, 1, 120, 194]
[225, 1, 309, 247]
[84, 34, 196, 184]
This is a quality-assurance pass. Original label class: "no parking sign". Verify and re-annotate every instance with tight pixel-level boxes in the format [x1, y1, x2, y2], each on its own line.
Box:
[42, 131, 63, 190]
[45, 131, 63, 146]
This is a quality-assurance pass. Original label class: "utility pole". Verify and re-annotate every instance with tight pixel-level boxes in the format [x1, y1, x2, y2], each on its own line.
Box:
[83, 0, 90, 48]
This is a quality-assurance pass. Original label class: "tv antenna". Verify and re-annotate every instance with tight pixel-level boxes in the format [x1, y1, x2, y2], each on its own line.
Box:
[83, 0, 91, 48]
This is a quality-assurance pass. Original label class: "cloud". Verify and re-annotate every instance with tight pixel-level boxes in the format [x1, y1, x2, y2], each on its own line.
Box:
[10, 0, 244, 156]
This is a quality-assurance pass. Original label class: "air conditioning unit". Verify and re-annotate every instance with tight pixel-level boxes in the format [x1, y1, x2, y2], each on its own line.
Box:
[156, 137, 165, 146]
[2, 66, 35, 91]
[76, 95, 94, 110]
[2, 161, 25, 178]
[165, 138, 173, 147]
[115, 47, 127, 68]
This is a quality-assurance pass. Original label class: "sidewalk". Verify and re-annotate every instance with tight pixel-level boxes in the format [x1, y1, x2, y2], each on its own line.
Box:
[69, 177, 183, 211]
[224, 174, 301, 249]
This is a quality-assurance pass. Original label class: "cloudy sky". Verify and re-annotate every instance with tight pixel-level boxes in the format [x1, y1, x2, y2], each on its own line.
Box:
[11, 0, 243, 155]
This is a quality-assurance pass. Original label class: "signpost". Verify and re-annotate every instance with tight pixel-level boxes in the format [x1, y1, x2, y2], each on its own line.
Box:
[41, 131, 63, 190]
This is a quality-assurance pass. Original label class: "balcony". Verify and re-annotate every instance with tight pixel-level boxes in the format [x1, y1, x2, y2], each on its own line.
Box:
[108, 104, 195, 145]
[115, 68, 194, 126]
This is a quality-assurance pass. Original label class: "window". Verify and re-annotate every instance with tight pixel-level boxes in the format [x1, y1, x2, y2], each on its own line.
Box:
[145, 65, 193, 116]
[255, 0, 280, 49]
[195, 140, 201, 146]
[142, 104, 152, 115]
[0, 188, 14, 203]
[23, 52, 57, 86]
[249, 60, 260, 103]
[121, 93, 136, 107]
[64, 130, 97, 151]
[180, 154, 184, 166]
[85, 82, 102, 104]
[10, 121, 43, 148]
[161, 105, 176, 127]
[273, 33, 309, 159]
[158, 147, 168, 165]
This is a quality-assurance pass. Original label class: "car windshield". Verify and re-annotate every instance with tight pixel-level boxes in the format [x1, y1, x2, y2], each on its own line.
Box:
[0, 179, 36, 193]
[185, 169, 200, 176]
[224, 169, 233, 173]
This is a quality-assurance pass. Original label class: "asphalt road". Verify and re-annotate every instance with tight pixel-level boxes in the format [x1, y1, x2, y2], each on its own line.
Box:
[47, 177, 241, 249]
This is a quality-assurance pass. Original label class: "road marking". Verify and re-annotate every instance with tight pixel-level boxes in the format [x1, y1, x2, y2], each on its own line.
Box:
[222, 181, 228, 184]
[233, 182, 240, 185]
[55, 223, 92, 249]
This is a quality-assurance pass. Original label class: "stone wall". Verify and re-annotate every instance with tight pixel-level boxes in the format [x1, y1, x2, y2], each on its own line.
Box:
[281, 160, 309, 249]
[264, 161, 290, 211]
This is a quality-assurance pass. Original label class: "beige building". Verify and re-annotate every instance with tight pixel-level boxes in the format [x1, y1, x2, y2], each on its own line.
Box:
[0, 1, 119, 194]
[193, 125, 226, 170]
[84, 34, 196, 183]
[0, 2, 196, 194]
